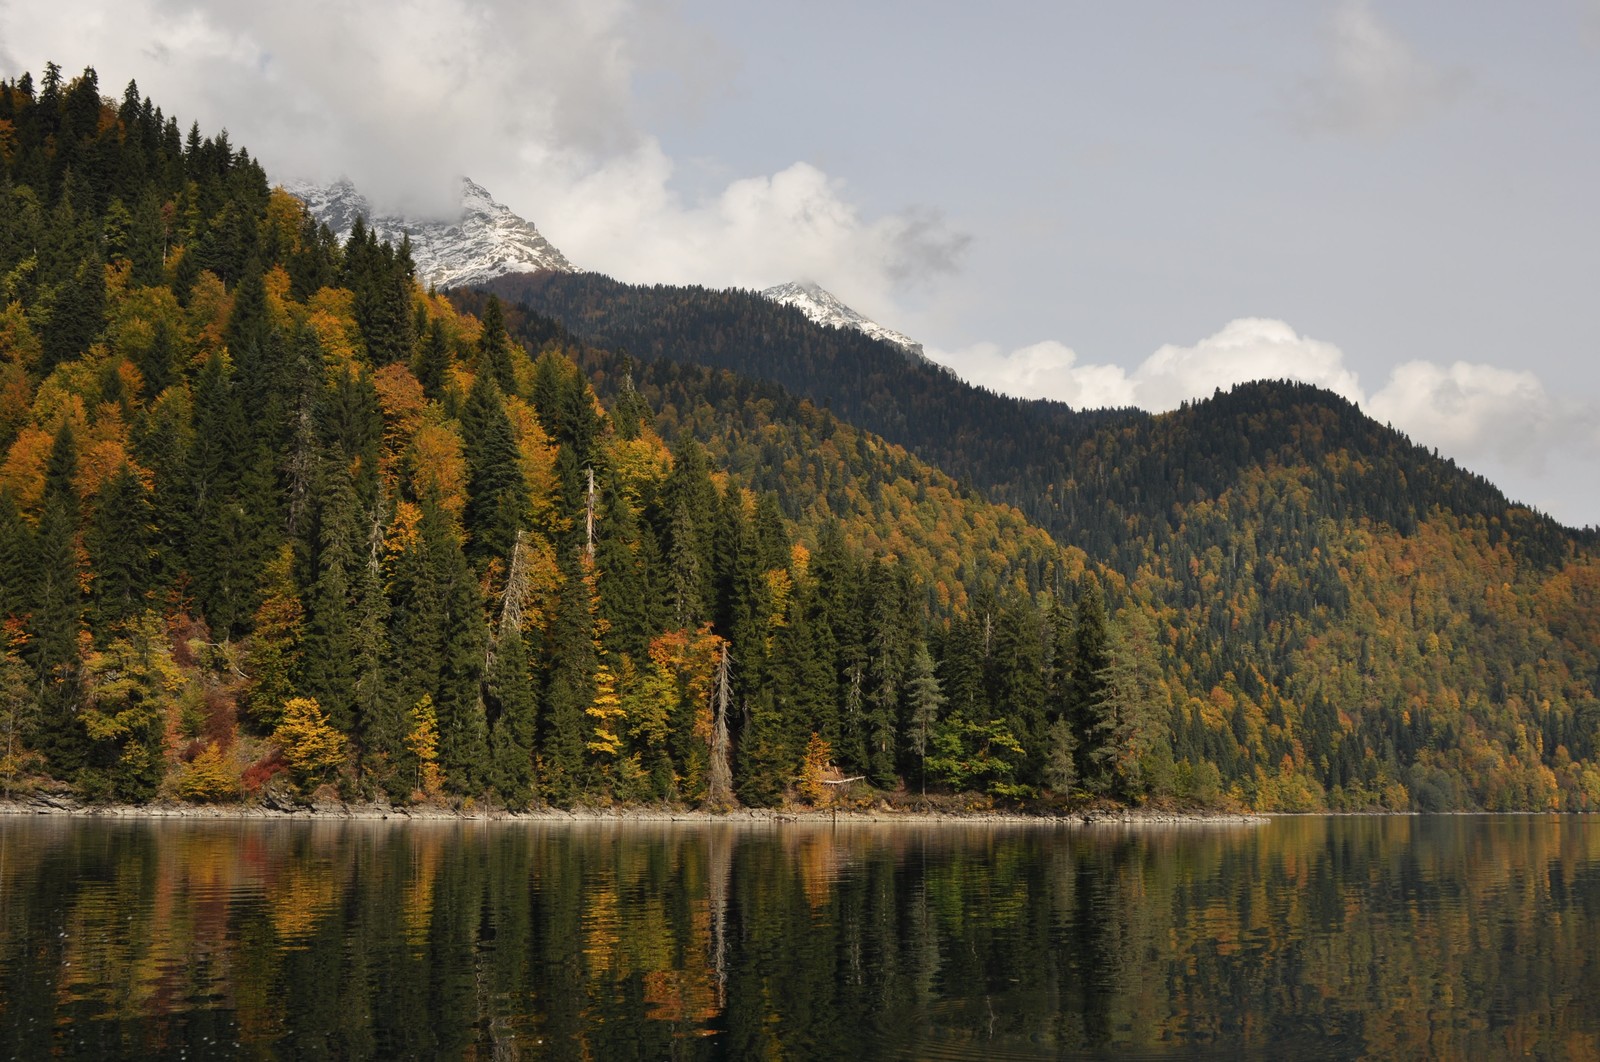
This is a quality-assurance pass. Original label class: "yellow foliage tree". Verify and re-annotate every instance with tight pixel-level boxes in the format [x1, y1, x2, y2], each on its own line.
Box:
[406, 695, 444, 798]
[799, 733, 833, 804]
[408, 419, 468, 518]
[177, 742, 239, 802]
[272, 697, 347, 788]
[587, 662, 626, 757]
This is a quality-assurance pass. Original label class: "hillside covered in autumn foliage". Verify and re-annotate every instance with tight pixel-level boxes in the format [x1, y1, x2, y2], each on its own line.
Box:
[2, 66, 1598, 812]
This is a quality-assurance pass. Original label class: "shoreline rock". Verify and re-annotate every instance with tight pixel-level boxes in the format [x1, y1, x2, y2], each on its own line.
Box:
[0, 794, 1267, 826]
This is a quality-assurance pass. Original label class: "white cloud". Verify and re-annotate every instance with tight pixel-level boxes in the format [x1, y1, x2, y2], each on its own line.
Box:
[1131, 318, 1364, 410]
[1289, 0, 1469, 135]
[933, 340, 1138, 409]
[933, 318, 1600, 525]
[1367, 360, 1596, 474]
[933, 318, 1361, 414]
[0, 0, 965, 298]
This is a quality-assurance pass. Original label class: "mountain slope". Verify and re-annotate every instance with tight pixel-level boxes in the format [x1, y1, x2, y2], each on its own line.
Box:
[761, 281, 927, 361]
[3, 65, 1597, 813]
[288, 176, 575, 289]
[476, 271, 1600, 811]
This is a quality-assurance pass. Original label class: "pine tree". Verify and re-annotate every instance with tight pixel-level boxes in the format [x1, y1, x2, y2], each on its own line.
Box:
[86, 463, 155, 637]
[383, 495, 487, 794]
[542, 549, 597, 802]
[413, 318, 450, 400]
[1089, 612, 1170, 801]
[1067, 575, 1114, 787]
[426, 502, 489, 792]
[595, 480, 658, 663]
[245, 542, 303, 728]
[987, 599, 1047, 784]
[459, 372, 530, 569]
[301, 463, 361, 733]
[29, 480, 86, 777]
[0, 491, 35, 623]
[186, 351, 258, 636]
[904, 642, 944, 795]
[1043, 719, 1079, 795]
[486, 620, 537, 806]
[477, 294, 515, 393]
[660, 434, 718, 627]
[349, 505, 393, 780]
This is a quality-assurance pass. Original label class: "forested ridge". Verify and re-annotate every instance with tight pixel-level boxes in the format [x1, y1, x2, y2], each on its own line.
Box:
[2, 66, 1598, 812]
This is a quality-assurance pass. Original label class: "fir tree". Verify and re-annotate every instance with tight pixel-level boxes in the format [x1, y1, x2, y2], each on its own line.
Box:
[904, 642, 944, 795]
[477, 294, 515, 393]
[1067, 575, 1113, 786]
[460, 372, 530, 569]
[85, 463, 155, 636]
[245, 542, 304, 728]
[542, 549, 598, 802]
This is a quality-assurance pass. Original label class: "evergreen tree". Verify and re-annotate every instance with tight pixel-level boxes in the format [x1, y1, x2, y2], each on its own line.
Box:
[987, 599, 1047, 784]
[477, 294, 515, 393]
[904, 642, 944, 795]
[425, 501, 489, 791]
[245, 542, 304, 729]
[459, 372, 530, 568]
[486, 620, 537, 806]
[186, 351, 258, 636]
[0, 492, 33, 623]
[542, 549, 597, 802]
[595, 481, 659, 663]
[1090, 612, 1170, 801]
[414, 318, 450, 400]
[1067, 575, 1113, 786]
[349, 505, 393, 781]
[29, 462, 86, 776]
[301, 463, 361, 734]
[85, 463, 155, 635]
[382, 495, 487, 794]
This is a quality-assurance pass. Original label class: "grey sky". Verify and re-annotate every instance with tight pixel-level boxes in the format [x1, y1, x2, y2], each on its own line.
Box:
[3, 0, 1596, 525]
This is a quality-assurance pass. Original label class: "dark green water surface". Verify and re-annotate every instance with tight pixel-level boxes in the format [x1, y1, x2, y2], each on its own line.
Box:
[1, 814, 1596, 1059]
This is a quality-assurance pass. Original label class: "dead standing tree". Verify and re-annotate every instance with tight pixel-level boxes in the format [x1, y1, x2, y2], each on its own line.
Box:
[706, 643, 736, 810]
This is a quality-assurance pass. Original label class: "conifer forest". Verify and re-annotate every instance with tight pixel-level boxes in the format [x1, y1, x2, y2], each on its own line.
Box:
[3, 66, 1599, 814]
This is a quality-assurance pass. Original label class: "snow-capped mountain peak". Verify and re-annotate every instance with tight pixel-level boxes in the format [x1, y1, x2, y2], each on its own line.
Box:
[285, 176, 575, 290]
[761, 281, 926, 362]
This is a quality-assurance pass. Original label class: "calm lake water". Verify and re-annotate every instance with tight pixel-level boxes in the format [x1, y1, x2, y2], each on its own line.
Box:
[0, 814, 1596, 1060]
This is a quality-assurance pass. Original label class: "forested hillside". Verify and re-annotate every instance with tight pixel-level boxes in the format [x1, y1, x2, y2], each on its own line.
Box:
[2, 66, 1597, 812]
[480, 273, 1600, 812]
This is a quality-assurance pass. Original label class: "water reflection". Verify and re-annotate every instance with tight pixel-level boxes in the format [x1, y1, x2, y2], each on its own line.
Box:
[0, 815, 1596, 1059]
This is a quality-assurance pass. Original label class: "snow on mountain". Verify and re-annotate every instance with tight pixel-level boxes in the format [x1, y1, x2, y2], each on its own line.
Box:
[285, 177, 575, 289]
[761, 281, 926, 362]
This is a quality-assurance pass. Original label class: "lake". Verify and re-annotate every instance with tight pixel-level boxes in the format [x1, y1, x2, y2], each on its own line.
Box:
[0, 814, 1596, 1059]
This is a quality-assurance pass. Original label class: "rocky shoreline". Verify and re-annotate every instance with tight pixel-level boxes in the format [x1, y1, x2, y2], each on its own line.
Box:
[0, 793, 1267, 826]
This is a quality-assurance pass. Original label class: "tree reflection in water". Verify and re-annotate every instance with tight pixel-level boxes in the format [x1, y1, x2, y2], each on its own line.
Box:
[1, 815, 1597, 1059]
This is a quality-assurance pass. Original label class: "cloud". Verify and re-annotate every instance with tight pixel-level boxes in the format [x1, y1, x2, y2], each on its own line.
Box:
[1288, 0, 1469, 135]
[932, 318, 1361, 414]
[0, 0, 963, 298]
[934, 340, 1139, 409]
[1367, 360, 1598, 474]
[1131, 318, 1363, 410]
[932, 318, 1600, 522]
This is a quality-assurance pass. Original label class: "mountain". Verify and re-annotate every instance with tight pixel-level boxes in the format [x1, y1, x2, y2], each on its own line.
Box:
[477, 272, 1600, 812]
[286, 176, 575, 289]
[760, 281, 927, 361]
[5, 65, 1599, 814]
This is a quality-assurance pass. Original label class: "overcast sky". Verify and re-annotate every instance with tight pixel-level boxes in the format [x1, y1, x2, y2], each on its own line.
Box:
[3, 0, 1597, 526]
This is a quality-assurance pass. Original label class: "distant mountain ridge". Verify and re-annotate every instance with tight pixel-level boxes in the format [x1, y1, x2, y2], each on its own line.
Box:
[760, 281, 927, 361]
[286, 176, 575, 289]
